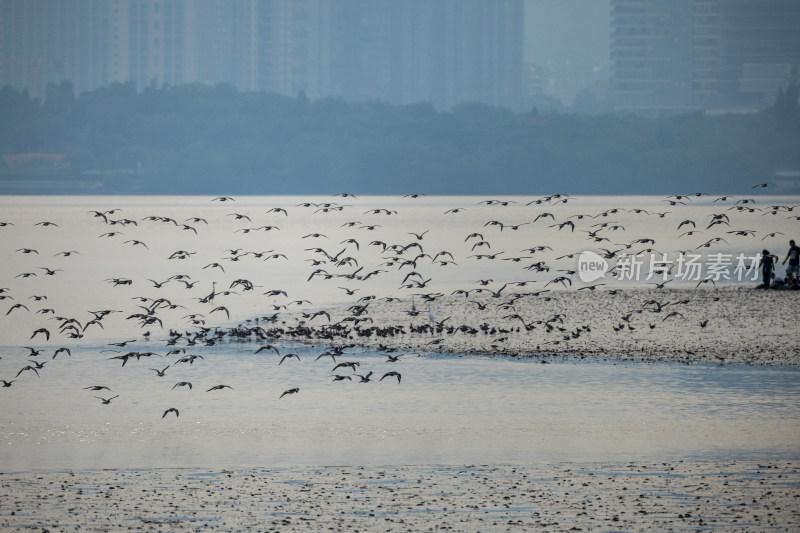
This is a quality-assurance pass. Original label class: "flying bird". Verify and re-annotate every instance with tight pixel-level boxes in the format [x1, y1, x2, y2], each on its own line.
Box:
[279, 353, 300, 365]
[210, 306, 230, 319]
[356, 372, 373, 383]
[332, 361, 360, 372]
[150, 365, 170, 377]
[16, 365, 40, 378]
[30, 328, 50, 340]
[380, 371, 401, 383]
[255, 344, 281, 355]
[206, 384, 233, 392]
[52, 347, 71, 359]
[6, 303, 30, 315]
[95, 395, 119, 405]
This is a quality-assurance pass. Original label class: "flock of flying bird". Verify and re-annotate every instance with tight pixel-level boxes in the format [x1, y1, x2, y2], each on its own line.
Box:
[0, 188, 796, 419]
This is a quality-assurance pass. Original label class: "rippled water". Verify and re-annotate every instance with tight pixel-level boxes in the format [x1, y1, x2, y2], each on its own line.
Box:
[0, 195, 798, 470]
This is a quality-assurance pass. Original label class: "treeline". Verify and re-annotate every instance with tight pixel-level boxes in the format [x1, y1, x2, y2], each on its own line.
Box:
[0, 80, 797, 195]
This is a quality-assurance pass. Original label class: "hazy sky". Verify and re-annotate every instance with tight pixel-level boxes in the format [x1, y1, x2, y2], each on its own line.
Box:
[525, 0, 611, 67]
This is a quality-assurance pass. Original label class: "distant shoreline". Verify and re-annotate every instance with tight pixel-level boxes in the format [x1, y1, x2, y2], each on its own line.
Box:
[2, 186, 800, 197]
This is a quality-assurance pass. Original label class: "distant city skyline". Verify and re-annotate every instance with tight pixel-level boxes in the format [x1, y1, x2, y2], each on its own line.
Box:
[0, 0, 526, 110]
[0, 0, 798, 114]
[0, 0, 612, 110]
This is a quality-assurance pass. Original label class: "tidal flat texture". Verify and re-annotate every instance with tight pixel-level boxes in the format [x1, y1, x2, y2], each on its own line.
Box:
[314, 287, 800, 366]
[2, 461, 798, 532]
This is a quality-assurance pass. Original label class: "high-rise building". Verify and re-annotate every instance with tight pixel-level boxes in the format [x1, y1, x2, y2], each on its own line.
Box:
[611, 0, 800, 113]
[0, 0, 114, 97]
[716, 0, 800, 109]
[191, 0, 258, 90]
[256, 0, 331, 99]
[329, 0, 524, 110]
[610, 0, 700, 113]
[121, 0, 196, 89]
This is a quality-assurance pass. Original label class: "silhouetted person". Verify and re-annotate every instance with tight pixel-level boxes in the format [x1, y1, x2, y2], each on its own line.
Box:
[760, 249, 778, 289]
[782, 239, 800, 278]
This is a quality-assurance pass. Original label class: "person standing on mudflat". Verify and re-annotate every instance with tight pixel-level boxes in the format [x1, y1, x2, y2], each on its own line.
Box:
[760, 249, 778, 289]
[782, 239, 800, 278]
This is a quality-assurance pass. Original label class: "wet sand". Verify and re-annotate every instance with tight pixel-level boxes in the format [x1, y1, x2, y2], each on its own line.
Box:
[4, 288, 797, 533]
[2, 285, 798, 530]
[1, 461, 798, 532]
[288, 287, 800, 366]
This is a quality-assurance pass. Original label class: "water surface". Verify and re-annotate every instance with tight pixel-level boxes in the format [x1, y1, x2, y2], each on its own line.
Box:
[1, 195, 798, 470]
[1, 341, 798, 470]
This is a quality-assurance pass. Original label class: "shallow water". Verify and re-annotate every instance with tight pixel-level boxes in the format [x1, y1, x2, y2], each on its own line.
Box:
[0, 195, 799, 470]
[1, 340, 799, 470]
